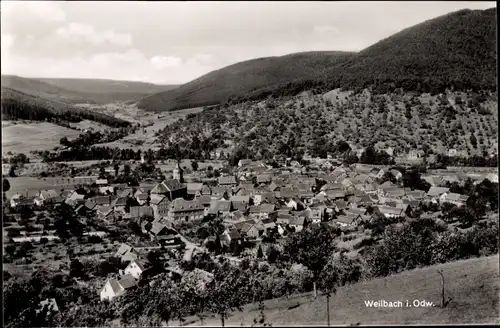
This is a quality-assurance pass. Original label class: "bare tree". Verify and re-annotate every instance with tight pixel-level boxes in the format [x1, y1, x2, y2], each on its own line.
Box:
[437, 269, 453, 308]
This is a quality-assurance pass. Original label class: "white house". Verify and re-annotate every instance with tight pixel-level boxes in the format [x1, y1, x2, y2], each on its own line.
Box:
[123, 260, 147, 279]
[440, 192, 469, 207]
[100, 274, 137, 302]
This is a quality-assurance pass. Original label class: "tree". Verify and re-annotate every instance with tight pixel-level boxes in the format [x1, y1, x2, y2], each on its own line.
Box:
[9, 165, 17, 177]
[257, 245, 264, 259]
[318, 260, 338, 327]
[470, 134, 478, 148]
[3, 178, 11, 193]
[284, 224, 338, 298]
[114, 163, 120, 176]
[206, 265, 246, 327]
[69, 259, 85, 278]
[192, 161, 199, 172]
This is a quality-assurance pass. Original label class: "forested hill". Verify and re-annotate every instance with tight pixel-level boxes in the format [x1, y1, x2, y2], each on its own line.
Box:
[138, 8, 497, 112]
[137, 51, 354, 112]
[1, 75, 178, 105]
[1, 87, 131, 128]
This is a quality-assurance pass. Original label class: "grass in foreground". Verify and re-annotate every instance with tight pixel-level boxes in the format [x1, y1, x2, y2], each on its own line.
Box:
[185, 254, 499, 326]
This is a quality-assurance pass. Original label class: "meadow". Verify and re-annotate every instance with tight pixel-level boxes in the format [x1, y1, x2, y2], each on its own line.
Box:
[2, 121, 81, 155]
[184, 255, 499, 326]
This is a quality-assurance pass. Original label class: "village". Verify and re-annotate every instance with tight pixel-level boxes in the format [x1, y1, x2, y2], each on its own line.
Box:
[3, 151, 498, 313]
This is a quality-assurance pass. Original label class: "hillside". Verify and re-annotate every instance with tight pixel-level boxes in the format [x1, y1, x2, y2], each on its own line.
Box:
[37, 77, 178, 100]
[138, 8, 496, 112]
[137, 51, 354, 112]
[186, 255, 499, 326]
[155, 89, 498, 164]
[1, 75, 177, 105]
[1, 86, 131, 128]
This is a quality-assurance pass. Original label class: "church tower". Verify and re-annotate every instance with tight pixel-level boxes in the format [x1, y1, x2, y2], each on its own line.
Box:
[173, 161, 184, 183]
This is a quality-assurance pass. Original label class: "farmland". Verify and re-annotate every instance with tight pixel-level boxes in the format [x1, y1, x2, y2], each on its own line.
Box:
[184, 255, 500, 326]
[2, 121, 81, 155]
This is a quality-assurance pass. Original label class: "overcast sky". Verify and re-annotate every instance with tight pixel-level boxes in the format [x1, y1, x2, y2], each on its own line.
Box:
[1, 1, 495, 85]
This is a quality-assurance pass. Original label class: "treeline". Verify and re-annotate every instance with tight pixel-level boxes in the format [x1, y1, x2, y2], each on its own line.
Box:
[1, 98, 131, 128]
[432, 154, 498, 168]
[60, 129, 131, 148]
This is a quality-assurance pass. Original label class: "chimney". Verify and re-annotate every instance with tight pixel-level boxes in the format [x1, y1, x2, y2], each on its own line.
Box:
[25, 189, 28, 198]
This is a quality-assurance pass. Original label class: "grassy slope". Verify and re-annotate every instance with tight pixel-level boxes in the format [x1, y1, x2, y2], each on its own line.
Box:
[137, 51, 353, 112]
[186, 255, 499, 326]
[139, 8, 496, 112]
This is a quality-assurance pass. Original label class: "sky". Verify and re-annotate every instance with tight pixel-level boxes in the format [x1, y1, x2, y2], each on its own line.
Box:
[1, 1, 496, 85]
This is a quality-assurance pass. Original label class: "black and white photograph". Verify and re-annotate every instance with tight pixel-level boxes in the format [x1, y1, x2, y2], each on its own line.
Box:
[1, 1, 498, 326]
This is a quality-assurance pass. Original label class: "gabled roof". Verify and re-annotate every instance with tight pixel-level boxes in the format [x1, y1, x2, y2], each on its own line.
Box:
[96, 179, 108, 185]
[115, 243, 134, 257]
[118, 274, 138, 289]
[136, 193, 149, 201]
[377, 205, 404, 216]
[129, 206, 153, 218]
[218, 176, 237, 185]
[170, 198, 204, 213]
[444, 192, 468, 202]
[230, 195, 250, 203]
[197, 195, 212, 206]
[162, 179, 185, 191]
[186, 183, 203, 195]
[384, 188, 406, 198]
[289, 216, 305, 226]
[326, 189, 345, 199]
[427, 187, 450, 197]
[257, 175, 271, 184]
[104, 278, 123, 295]
[150, 194, 167, 205]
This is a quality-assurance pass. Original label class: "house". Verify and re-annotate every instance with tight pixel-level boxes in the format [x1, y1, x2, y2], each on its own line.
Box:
[100, 274, 137, 301]
[239, 223, 260, 239]
[136, 193, 149, 205]
[309, 202, 326, 223]
[383, 187, 406, 198]
[286, 198, 304, 211]
[123, 260, 148, 279]
[196, 195, 212, 216]
[111, 197, 128, 212]
[376, 205, 404, 218]
[64, 191, 85, 206]
[114, 244, 139, 263]
[127, 206, 154, 219]
[167, 198, 205, 221]
[423, 176, 444, 187]
[299, 189, 315, 205]
[426, 187, 450, 203]
[254, 192, 277, 206]
[37, 189, 60, 205]
[325, 189, 346, 200]
[440, 192, 469, 207]
[289, 216, 305, 232]
[150, 194, 170, 219]
[238, 159, 252, 167]
[151, 179, 187, 201]
[96, 179, 108, 186]
[211, 187, 231, 199]
[201, 184, 212, 196]
[256, 175, 271, 184]
[208, 199, 232, 217]
[99, 185, 114, 195]
[390, 169, 403, 180]
[10, 194, 35, 208]
[230, 195, 250, 212]
[249, 203, 275, 219]
[276, 213, 292, 226]
[186, 183, 203, 198]
[218, 175, 237, 186]
[97, 205, 115, 220]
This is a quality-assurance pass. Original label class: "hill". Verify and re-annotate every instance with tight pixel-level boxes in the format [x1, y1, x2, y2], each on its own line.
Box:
[1, 75, 178, 104]
[137, 51, 354, 112]
[37, 77, 178, 101]
[1, 86, 131, 128]
[185, 254, 499, 326]
[138, 8, 496, 112]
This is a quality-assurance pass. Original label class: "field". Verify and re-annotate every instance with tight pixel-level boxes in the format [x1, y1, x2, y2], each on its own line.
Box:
[184, 255, 499, 326]
[4, 177, 66, 198]
[2, 121, 81, 155]
[92, 106, 205, 150]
